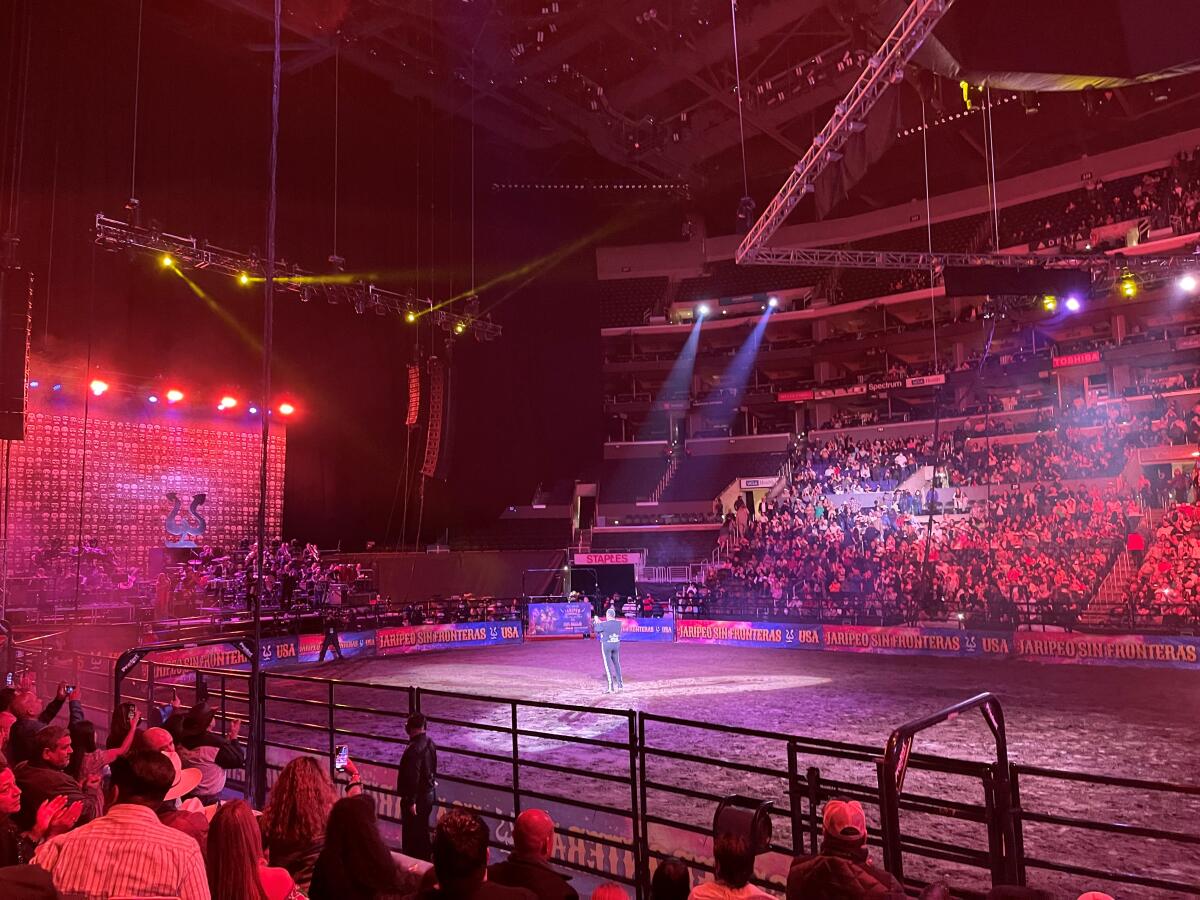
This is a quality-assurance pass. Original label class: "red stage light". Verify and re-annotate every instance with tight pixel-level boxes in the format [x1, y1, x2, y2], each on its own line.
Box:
[89, 380, 109, 396]
[166, 389, 184, 404]
[277, 402, 295, 416]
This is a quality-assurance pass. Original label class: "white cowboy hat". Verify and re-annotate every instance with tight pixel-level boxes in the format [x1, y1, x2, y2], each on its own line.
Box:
[162, 750, 203, 803]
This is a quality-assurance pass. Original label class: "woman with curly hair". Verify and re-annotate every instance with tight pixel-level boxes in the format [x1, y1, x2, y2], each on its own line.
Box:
[261, 754, 362, 891]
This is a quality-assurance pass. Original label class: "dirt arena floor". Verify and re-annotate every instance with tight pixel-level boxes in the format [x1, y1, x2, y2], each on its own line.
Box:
[273, 640, 1199, 899]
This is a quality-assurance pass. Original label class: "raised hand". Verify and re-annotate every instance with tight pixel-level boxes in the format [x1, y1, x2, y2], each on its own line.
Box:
[33, 795, 69, 839]
[51, 800, 84, 835]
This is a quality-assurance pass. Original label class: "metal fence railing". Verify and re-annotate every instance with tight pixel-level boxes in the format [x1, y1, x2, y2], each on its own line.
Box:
[8, 636, 1200, 898]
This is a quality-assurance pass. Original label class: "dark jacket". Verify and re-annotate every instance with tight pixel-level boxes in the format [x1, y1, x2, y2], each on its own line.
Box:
[268, 837, 324, 892]
[12, 759, 99, 831]
[418, 880, 537, 900]
[787, 841, 905, 900]
[6, 697, 66, 765]
[488, 854, 578, 900]
[398, 732, 437, 805]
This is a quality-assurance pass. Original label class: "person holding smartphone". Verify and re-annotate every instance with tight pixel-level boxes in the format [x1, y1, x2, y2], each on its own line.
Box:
[177, 705, 244, 805]
[397, 713, 437, 861]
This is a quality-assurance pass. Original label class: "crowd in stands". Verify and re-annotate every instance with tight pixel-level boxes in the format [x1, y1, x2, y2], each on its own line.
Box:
[0, 683, 1128, 900]
[708, 477, 1135, 627]
[1002, 151, 1200, 250]
[1120, 502, 1200, 626]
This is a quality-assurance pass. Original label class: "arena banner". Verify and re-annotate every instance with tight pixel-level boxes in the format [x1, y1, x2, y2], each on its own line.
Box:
[1012, 632, 1200, 668]
[619, 615, 675, 642]
[573, 551, 642, 566]
[295, 629, 377, 663]
[1052, 350, 1102, 369]
[375, 620, 523, 656]
[676, 620, 823, 650]
[527, 601, 593, 637]
[821, 625, 1011, 659]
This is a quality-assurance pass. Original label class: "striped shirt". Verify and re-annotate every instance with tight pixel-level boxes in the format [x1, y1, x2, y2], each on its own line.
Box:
[34, 803, 210, 900]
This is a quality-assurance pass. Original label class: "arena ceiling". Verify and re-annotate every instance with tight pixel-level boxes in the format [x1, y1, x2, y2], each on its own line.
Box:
[178, 0, 1200, 216]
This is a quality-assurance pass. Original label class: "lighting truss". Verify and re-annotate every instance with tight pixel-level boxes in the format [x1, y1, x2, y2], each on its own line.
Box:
[740, 245, 1197, 291]
[94, 214, 502, 341]
[736, 0, 956, 263]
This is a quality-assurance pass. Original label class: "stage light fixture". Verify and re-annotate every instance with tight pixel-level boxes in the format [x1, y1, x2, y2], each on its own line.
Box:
[278, 402, 295, 416]
[27, 380, 39, 388]
[406, 310, 417, 323]
[89, 379, 109, 396]
[1041, 295, 1057, 312]
[1178, 274, 1198, 293]
[160, 254, 174, 268]
[697, 303, 710, 317]
[52, 383, 62, 391]
[1065, 296, 1082, 312]
[1120, 277, 1137, 298]
[767, 296, 779, 308]
[238, 272, 251, 286]
[148, 394, 159, 403]
[165, 389, 184, 403]
[218, 395, 238, 410]
[249, 405, 259, 414]
[454, 321, 466, 334]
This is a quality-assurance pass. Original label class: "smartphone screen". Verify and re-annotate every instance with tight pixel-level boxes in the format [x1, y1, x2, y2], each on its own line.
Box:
[334, 745, 349, 771]
[65, 685, 76, 695]
[4, 673, 12, 688]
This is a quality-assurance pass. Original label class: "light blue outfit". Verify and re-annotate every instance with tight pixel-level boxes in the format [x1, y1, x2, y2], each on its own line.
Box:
[594, 617, 624, 691]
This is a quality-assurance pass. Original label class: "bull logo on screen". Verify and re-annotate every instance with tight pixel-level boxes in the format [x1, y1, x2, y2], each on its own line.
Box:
[164, 492, 208, 547]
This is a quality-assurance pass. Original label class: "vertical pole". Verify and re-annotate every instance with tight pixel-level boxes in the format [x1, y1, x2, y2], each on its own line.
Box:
[876, 759, 903, 880]
[786, 742, 802, 855]
[805, 766, 822, 854]
[328, 680, 337, 782]
[510, 702, 521, 818]
[248, 0, 282, 811]
[635, 713, 647, 900]
[145, 662, 156, 722]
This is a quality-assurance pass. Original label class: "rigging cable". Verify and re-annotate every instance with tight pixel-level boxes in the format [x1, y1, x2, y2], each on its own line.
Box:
[729, 0, 750, 198]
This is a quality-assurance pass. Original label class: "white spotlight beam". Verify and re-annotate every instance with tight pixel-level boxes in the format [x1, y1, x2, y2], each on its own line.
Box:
[736, 0, 956, 264]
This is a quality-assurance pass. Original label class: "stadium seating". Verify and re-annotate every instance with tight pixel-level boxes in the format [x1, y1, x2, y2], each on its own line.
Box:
[598, 276, 669, 327]
[597, 456, 670, 503]
[590, 526, 719, 566]
[660, 451, 786, 501]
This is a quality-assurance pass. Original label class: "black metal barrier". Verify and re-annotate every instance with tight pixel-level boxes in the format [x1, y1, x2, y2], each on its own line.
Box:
[9, 637, 1200, 898]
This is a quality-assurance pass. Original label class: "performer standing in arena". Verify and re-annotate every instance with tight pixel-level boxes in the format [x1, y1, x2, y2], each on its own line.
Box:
[593, 608, 624, 692]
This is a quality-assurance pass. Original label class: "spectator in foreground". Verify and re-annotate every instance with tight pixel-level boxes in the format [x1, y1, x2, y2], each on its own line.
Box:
[0, 759, 82, 866]
[13, 726, 98, 831]
[207, 799, 302, 900]
[592, 885, 630, 900]
[33, 750, 210, 900]
[177, 704, 244, 804]
[418, 809, 536, 900]
[5, 686, 67, 765]
[262, 753, 361, 890]
[688, 832, 767, 900]
[399, 712, 438, 860]
[67, 691, 140, 816]
[786, 800, 904, 899]
[310, 794, 416, 900]
[650, 857, 692, 900]
[488, 808, 578, 900]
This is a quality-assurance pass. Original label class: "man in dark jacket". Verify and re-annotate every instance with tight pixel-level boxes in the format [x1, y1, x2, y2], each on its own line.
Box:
[5, 686, 67, 766]
[398, 712, 438, 860]
[13, 726, 97, 830]
[419, 810, 535, 900]
[488, 809, 577, 900]
[786, 799, 905, 899]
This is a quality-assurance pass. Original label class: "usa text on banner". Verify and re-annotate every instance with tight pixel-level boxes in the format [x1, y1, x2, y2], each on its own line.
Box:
[376, 621, 523, 655]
